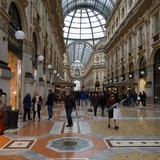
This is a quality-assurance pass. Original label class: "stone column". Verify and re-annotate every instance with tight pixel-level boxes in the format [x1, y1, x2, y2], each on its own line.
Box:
[0, 8, 13, 105]
[146, 64, 154, 104]
[134, 69, 139, 94]
[22, 40, 35, 98]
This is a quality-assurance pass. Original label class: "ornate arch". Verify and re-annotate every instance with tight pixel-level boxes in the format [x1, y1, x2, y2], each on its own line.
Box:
[150, 45, 160, 65]
[8, 1, 28, 38]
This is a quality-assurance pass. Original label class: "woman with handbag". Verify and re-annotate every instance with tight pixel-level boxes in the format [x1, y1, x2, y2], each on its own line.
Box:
[106, 93, 119, 130]
[32, 91, 42, 122]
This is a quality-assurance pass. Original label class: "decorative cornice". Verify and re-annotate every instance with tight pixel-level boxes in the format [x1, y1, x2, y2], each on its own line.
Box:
[33, 17, 41, 32]
[0, 8, 10, 33]
[1, 0, 7, 9]
[104, 0, 152, 54]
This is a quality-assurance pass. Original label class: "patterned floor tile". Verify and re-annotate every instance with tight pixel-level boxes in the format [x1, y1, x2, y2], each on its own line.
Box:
[0, 155, 28, 160]
[47, 137, 93, 152]
[62, 122, 80, 134]
[51, 159, 88, 160]
[104, 139, 160, 148]
[107, 153, 160, 160]
[2, 140, 36, 149]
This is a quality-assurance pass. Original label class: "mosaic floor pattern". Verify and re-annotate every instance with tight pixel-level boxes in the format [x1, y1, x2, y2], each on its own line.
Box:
[2, 140, 35, 149]
[47, 137, 93, 152]
[0, 103, 160, 159]
[104, 139, 160, 148]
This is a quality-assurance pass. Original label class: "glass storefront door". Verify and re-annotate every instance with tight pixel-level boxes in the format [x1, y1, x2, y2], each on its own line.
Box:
[8, 52, 21, 110]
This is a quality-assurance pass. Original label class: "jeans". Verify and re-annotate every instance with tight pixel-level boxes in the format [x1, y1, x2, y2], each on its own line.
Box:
[66, 108, 73, 125]
[100, 105, 105, 115]
[48, 105, 53, 119]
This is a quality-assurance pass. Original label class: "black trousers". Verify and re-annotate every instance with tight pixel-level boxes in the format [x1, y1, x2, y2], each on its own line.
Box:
[23, 108, 31, 121]
[33, 110, 40, 119]
[65, 108, 73, 125]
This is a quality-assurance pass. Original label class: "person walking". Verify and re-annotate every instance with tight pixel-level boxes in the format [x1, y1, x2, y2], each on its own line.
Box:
[64, 90, 76, 127]
[106, 93, 119, 130]
[80, 91, 86, 108]
[137, 92, 143, 106]
[23, 93, 32, 122]
[0, 89, 6, 110]
[98, 92, 107, 116]
[32, 91, 42, 122]
[90, 92, 99, 116]
[0, 88, 7, 134]
[142, 91, 147, 106]
[75, 90, 80, 106]
[45, 89, 56, 120]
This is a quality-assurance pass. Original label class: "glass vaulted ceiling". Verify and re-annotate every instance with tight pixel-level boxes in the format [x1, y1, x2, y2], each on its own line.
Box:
[62, 0, 116, 66]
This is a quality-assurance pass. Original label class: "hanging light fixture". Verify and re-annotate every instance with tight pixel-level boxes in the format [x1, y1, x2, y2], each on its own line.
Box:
[38, 55, 44, 62]
[47, 64, 52, 70]
[15, 30, 25, 40]
[140, 70, 145, 75]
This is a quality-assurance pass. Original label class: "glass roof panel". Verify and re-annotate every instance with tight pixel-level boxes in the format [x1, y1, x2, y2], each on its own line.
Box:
[68, 41, 93, 66]
[62, 0, 116, 66]
[63, 9, 105, 45]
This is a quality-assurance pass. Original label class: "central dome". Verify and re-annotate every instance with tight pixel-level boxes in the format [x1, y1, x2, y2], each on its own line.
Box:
[63, 8, 106, 46]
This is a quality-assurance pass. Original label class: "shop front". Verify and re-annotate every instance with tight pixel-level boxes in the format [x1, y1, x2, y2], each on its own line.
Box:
[154, 49, 160, 104]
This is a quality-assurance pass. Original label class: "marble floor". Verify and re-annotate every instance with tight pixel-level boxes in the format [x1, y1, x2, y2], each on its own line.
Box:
[0, 101, 160, 160]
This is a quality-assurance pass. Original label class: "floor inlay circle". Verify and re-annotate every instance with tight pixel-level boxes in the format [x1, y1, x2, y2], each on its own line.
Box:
[47, 137, 93, 152]
[63, 140, 78, 146]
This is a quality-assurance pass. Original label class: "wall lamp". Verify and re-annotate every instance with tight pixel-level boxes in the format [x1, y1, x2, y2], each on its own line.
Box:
[129, 74, 132, 78]
[15, 30, 25, 40]
[140, 70, 145, 75]
[38, 55, 44, 62]
[3, 30, 25, 41]
[47, 64, 52, 70]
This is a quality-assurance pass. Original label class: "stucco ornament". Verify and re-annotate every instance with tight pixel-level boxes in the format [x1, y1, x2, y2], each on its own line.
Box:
[1, 0, 7, 9]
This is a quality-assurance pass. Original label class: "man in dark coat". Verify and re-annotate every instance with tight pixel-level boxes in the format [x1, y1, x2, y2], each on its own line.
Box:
[23, 93, 32, 122]
[45, 89, 56, 120]
[64, 90, 76, 127]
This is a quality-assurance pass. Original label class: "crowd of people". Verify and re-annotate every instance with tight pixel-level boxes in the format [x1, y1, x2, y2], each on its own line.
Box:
[0, 87, 147, 131]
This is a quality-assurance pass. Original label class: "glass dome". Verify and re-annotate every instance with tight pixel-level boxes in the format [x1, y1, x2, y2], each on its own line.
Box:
[62, 0, 116, 66]
[64, 8, 106, 46]
[68, 41, 93, 66]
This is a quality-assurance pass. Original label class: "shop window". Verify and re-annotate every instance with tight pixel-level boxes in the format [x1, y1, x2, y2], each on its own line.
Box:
[8, 53, 21, 109]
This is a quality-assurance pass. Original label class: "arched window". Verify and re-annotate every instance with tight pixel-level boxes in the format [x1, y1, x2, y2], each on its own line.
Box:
[139, 57, 146, 77]
[154, 49, 160, 70]
[32, 33, 37, 69]
[129, 62, 134, 78]
[8, 2, 22, 57]
[129, 0, 133, 8]
[121, 7, 125, 19]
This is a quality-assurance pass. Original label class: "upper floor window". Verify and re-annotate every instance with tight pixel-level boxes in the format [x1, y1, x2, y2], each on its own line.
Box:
[112, 25, 114, 34]
[116, 17, 119, 27]
[121, 7, 125, 19]
[139, 27, 143, 45]
[128, 37, 132, 53]
[155, 12, 160, 34]
[115, 50, 118, 62]
[128, 0, 133, 8]
[121, 44, 124, 58]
